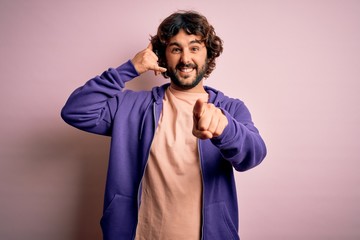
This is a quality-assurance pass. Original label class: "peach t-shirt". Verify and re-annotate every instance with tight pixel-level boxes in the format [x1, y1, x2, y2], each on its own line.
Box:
[135, 86, 208, 240]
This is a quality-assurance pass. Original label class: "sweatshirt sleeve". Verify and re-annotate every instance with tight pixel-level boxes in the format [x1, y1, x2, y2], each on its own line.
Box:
[61, 60, 139, 135]
[211, 101, 267, 172]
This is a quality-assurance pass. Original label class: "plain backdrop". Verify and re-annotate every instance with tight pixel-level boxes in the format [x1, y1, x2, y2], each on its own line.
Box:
[1, 0, 359, 239]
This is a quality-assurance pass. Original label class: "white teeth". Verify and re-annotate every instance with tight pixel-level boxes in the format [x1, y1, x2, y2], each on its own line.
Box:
[180, 68, 193, 73]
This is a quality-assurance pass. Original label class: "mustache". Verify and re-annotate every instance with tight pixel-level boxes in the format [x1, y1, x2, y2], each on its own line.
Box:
[176, 63, 197, 69]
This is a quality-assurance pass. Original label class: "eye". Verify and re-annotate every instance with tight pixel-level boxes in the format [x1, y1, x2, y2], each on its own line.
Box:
[191, 47, 200, 52]
[171, 47, 181, 54]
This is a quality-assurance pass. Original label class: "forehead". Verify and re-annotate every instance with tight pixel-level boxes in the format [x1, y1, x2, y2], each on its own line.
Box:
[167, 29, 203, 46]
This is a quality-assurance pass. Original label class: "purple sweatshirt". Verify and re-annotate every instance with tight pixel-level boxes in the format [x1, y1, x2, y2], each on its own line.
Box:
[61, 60, 267, 240]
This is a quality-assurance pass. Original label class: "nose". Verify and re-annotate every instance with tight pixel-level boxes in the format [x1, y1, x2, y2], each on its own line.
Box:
[180, 49, 191, 64]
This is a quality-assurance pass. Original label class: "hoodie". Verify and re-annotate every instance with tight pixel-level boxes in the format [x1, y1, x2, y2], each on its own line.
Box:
[61, 60, 267, 240]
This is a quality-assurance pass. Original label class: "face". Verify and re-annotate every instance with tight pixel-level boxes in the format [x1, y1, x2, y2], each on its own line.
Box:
[165, 29, 208, 92]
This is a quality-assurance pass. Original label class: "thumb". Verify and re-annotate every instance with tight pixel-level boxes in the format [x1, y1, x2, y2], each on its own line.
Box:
[193, 98, 205, 119]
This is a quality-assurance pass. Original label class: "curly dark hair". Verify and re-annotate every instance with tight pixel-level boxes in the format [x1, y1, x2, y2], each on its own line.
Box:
[151, 10, 223, 79]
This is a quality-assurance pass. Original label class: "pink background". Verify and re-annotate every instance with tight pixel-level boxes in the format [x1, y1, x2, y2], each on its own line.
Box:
[1, 0, 359, 239]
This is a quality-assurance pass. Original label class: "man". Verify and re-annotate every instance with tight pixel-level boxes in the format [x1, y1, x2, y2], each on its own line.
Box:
[61, 10, 266, 240]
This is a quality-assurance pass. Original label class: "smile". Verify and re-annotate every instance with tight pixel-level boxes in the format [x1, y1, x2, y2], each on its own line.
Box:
[179, 67, 195, 73]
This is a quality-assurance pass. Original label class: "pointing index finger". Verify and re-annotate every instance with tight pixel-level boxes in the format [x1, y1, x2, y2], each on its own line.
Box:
[193, 99, 205, 119]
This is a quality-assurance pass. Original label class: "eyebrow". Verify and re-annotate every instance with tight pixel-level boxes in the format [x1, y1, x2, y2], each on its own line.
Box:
[168, 39, 204, 47]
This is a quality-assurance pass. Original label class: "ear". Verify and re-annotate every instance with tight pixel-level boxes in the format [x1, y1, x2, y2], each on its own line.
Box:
[163, 70, 169, 78]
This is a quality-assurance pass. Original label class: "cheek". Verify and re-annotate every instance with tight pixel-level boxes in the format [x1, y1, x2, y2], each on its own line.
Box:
[165, 55, 178, 68]
[196, 50, 208, 65]
[195, 55, 208, 67]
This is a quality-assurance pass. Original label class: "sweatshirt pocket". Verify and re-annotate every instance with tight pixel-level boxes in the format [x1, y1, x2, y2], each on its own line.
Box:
[100, 194, 137, 240]
[204, 202, 240, 240]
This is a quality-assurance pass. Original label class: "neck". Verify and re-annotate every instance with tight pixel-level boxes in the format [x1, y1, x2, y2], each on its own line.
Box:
[169, 82, 206, 93]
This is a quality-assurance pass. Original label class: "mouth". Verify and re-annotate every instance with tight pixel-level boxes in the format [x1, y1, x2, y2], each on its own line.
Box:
[178, 67, 195, 73]
[176, 64, 197, 74]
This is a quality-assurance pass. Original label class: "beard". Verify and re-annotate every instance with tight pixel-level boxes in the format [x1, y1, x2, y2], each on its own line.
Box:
[167, 62, 207, 90]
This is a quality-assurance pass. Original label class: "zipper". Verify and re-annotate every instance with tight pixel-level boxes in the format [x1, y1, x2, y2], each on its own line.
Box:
[138, 101, 152, 140]
[134, 103, 158, 239]
[198, 139, 205, 240]
[136, 103, 158, 208]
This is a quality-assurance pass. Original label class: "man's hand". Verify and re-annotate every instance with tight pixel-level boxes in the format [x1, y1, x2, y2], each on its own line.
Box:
[193, 99, 228, 139]
[131, 43, 167, 75]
